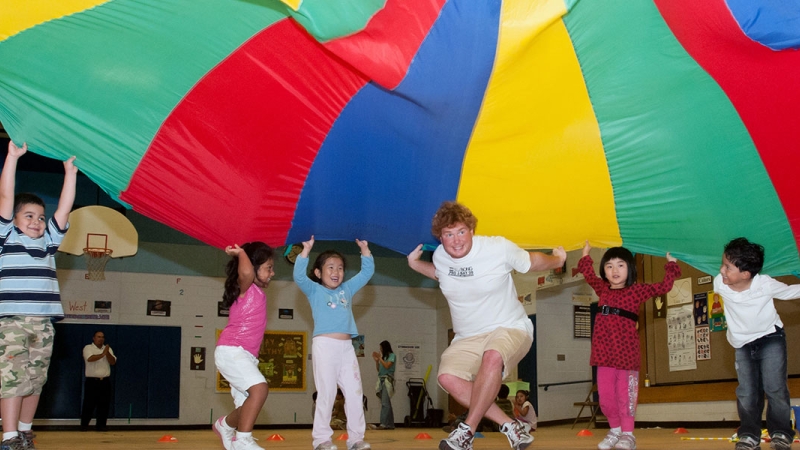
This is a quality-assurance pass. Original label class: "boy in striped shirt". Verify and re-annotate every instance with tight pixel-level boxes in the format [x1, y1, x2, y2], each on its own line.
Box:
[0, 140, 76, 450]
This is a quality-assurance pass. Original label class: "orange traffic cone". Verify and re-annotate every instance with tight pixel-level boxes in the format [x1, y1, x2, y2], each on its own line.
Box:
[267, 434, 285, 441]
[674, 428, 689, 434]
[336, 433, 349, 440]
[577, 429, 594, 436]
[415, 432, 432, 439]
[157, 434, 178, 442]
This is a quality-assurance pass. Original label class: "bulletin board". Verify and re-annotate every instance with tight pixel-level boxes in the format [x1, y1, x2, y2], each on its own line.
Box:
[216, 330, 306, 392]
[642, 255, 800, 385]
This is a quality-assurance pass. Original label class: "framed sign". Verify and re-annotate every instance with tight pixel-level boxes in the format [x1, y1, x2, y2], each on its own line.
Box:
[216, 330, 306, 392]
[147, 299, 171, 316]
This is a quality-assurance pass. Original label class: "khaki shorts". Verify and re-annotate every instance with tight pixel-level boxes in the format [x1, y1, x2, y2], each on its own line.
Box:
[438, 327, 532, 389]
[0, 316, 55, 398]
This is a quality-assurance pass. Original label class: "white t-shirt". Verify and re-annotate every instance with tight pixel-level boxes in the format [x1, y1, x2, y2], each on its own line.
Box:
[434, 235, 532, 340]
[713, 273, 800, 348]
[518, 400, 537, 426]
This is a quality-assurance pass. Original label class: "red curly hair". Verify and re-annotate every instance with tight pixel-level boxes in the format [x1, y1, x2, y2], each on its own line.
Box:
[431, 201, 477, 238]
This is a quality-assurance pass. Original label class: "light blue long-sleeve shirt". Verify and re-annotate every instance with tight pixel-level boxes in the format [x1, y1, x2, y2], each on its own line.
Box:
[293, 254, 374, 337]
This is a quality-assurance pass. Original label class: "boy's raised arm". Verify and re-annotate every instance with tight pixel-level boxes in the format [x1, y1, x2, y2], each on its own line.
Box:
[53, 156, 77, 229]
[1, 141, 27, 220]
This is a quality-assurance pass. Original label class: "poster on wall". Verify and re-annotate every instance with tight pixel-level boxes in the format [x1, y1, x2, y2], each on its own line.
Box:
[394, 343, 420, 386]
[147, 299, 171, 316]
[708, 290, 727, 332]
[352, 335, 365, 357]
[216, 330, 306, 392]
[94, 301, 112, 313]
[666, 278, 692, 306]
[573, 305, 591, 338]
[667, 304, 696, 371]
[695, 326, 711, 361]
[191, 347, 206, 370]
[653, 295, 666, 319]
[693, 292, 708, 326]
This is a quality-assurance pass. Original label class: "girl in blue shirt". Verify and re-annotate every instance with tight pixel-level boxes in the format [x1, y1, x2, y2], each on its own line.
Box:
[293, 236, 374, 450]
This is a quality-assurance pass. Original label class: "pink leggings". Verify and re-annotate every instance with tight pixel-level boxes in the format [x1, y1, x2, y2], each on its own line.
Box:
[596, 366, 639, 432]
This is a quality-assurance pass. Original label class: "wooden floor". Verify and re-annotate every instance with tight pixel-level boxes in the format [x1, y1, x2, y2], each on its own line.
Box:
[30, 424, 746, 449]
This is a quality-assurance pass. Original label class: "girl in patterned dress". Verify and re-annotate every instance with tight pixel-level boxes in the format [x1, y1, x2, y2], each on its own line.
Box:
[578, 242, 680, 450]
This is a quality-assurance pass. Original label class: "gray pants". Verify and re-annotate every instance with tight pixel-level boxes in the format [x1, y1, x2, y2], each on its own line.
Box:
[379, 378, 395, 429]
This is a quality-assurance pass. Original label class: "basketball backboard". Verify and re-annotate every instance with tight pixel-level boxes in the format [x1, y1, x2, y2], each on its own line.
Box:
[59, 205, 138, 257]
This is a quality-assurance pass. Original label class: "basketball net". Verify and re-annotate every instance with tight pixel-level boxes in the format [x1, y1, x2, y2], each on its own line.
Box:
[83, 248, 113, 281]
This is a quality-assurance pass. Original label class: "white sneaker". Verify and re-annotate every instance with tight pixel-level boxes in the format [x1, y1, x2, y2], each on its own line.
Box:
[440, 422, 474, 450]
[500, 420, 534, 450]
[614, 434, 636, 450]
[314, 442, 339, 450]
[231, 434, 264, 450]
[598, 431, 620, 450]
[348, 442, 371, 450]
[213, 417, 235, 450]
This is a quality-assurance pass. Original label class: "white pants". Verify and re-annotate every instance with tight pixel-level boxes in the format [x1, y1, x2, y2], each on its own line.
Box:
[312, 337, 365, 448]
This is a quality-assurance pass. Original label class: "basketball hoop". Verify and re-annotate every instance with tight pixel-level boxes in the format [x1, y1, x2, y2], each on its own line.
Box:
[83, 234, 113, 281]
[83, 248, 112, 281]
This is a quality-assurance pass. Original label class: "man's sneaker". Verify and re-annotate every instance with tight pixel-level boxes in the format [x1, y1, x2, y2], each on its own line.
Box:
[614, 434, 636, 449]
[19, 432, 35, 450]
[213, 416, 235, 450]
[231, 434, 264, 450]
[348, 442, 371, 450]
[314, 442, 338, 450]
[736, 435, 762, 450]
[500, 420, 534, 450]
[598, 431, 621, 450]
[440, 422, 474, 450]
[0, 437, 24, 450]
[770, 433, 792, 450]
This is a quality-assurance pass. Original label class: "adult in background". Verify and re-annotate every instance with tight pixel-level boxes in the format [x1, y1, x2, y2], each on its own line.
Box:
[370, 340, 396, 430]
[80, 331, 116, 431]
[408, 201, 565, 450]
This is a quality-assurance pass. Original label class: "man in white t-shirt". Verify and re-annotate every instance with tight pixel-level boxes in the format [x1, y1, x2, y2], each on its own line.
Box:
[80, 331, 117, 431]
[408, 202, 565, 450]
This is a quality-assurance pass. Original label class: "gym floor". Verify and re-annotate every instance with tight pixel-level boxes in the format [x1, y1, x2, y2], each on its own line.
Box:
[30, 424, 751, 449]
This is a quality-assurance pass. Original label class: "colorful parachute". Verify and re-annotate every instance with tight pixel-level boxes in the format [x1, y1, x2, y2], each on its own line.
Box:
[1, 0, 799, 275]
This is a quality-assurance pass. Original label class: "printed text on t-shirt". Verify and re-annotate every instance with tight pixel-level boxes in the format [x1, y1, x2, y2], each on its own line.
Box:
[448, 267, 474, 277]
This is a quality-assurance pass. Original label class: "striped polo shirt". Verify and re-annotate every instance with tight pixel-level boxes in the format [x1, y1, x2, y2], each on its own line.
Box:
[0, 216, 67, 318]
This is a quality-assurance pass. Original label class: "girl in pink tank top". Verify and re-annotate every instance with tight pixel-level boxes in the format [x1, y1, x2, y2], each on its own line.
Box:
[213, 242, 274, 450]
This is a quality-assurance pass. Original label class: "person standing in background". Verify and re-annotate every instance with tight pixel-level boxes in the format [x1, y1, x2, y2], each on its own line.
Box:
[81, 331, 116, 432]
[370, 340, 396, 430]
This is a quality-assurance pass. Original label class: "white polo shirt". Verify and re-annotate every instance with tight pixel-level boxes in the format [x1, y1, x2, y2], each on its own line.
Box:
[83, 344, 116, 378]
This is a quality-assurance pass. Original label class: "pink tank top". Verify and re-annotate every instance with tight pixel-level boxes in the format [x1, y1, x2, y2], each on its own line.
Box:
[217, 284, 267, 357]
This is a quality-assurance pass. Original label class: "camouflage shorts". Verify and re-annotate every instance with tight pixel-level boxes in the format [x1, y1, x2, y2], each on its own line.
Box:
[0, 316, 55, 398]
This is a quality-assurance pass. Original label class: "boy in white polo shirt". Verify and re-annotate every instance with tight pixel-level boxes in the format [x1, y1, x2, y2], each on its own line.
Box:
[714, 237, 800, 450]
